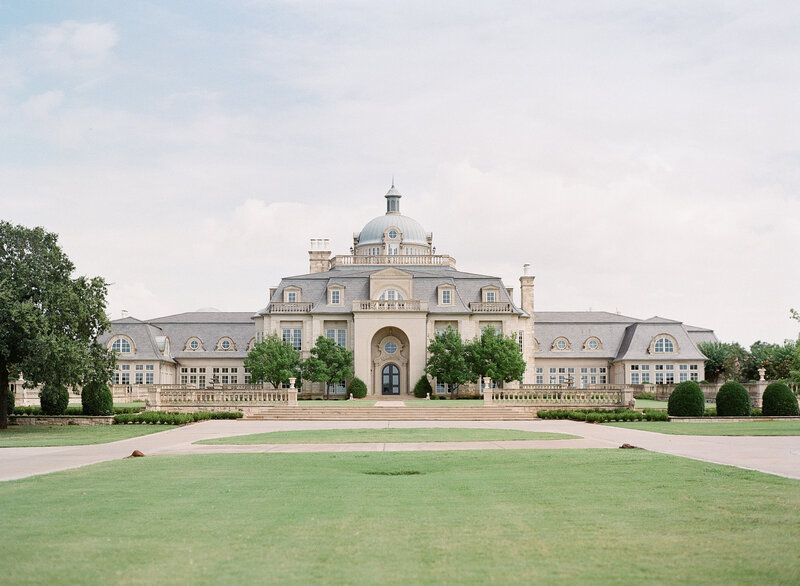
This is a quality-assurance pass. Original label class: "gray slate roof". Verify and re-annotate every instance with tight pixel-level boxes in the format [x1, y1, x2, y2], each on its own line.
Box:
[260, 265, 524, 316]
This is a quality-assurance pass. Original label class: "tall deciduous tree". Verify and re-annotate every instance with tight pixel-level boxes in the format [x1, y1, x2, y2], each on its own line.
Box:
[302, 335, 354, 399]
[244, 333, 302, 390]
[425, 326, 471, 395]
[0, 222, 113, 429]
[465, 328, 526, 386]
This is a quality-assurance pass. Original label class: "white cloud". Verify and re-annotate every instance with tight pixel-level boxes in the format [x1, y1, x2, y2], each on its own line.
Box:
[21, 90, 64, 117]
[32, 21, 119, 70]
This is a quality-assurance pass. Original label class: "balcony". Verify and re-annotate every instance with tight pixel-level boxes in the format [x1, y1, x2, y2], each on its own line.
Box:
[353, 300, 428, 312]
[269, 302, 313, 313]
[331, 254, 456, 268]
[469, 302, 513, 313]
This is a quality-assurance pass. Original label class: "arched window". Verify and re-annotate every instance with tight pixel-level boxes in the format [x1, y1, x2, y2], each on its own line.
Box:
[552, 337, 570, 351]
[379, 289, 404, 301]
[111, 338, 131, 353]
[653, 337, 675, 353]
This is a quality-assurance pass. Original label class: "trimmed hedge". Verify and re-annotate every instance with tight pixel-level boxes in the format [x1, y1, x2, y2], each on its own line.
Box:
[40, 383, 69, 416]
[667, 381, 704, 417]
[347, 377, 367, 399]
[114, 411, 243, 425]
[715, 381, 751, 416]
[413, 376, 432, 399]
[6, 389, 14, 415]
[81, 381, 114, 416]
[633, 391, 656, 400]
[761, 382, 800, 416]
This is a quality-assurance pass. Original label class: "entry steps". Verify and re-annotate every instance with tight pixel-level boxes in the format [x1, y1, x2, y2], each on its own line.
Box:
[245, 405, 537, 421]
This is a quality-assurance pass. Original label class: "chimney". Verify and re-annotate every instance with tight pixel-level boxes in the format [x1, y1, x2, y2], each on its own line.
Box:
[519, 263, 534, 315]
[308, 238, 331, 274]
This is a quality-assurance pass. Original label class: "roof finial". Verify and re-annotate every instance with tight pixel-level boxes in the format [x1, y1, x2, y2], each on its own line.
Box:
[391, 174, 395, 188]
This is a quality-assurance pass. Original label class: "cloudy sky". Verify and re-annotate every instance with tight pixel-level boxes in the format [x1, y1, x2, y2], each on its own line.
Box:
[1, 1, 798, 346]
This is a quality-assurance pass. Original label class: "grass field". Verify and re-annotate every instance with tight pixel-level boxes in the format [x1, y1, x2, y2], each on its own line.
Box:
[403, 399, 484, 406]
[1, 450, 798, 584]
[0, 425, 176, 447]
[606, 421, 800, 436]
[197, 428, 578, 444]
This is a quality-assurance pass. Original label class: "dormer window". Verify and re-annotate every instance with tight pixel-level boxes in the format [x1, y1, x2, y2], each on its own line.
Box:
[552, 337, 571, 351]
[379, 289, 403, 301]
[481, 286, 500, 303]
[438, 285, 454, 306]
[652, 335, 677, 353]
[186, 337, 204, 351]
[216, 337, 235, 351]
[331, 290, 340, 304]
[486, 291, 496, 302]
[111, 337, 132, 353]
[584, 337, 602, 351]
[283, 287, 301, 303]
[388, 230, 398, 239]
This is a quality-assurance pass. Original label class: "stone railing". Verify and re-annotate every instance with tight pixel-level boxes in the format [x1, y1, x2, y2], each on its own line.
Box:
[110, 384, 152, 401]
[353, 300, 427, 312]
[331, 254, 457, 268]
[484, 382, 631, 408]
[268, 302, 313, 313]
[147, 381, 298, 412]
[469, 302, 513, 313]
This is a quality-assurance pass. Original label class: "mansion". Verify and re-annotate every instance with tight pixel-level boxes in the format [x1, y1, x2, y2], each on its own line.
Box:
[96, 185, 717, 397]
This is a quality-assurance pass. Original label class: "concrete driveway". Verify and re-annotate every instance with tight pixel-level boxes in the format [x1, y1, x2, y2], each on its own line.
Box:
[1, 419, 799, 481]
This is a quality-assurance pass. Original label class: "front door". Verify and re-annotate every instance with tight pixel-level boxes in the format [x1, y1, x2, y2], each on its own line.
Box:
[382, 364, 400, 395]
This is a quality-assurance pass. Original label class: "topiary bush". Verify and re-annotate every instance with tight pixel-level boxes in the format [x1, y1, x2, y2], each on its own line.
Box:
[6, 388, 14, 416]
[347, 377, 367, 399]
[413, 375, 432, 398]
[715, 381, 751, 416]
[667, 381, 704, 417]
[81, 380, 114, 416]
[761, 382, 800, 416]
[40, 383, 69, 415]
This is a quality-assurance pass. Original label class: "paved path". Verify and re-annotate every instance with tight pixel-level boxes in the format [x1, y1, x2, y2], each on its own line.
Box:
[1, 420, 799, 481]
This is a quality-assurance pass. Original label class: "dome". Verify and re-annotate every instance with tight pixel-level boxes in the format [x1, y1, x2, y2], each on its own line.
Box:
[357, 214, 430, 246]
[355, 184, 431, 247]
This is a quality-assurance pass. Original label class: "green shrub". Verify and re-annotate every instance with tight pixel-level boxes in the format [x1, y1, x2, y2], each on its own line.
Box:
[751, 408, 762, 417]
[667, 381, 704, 417]
[347, 377, 367, 399]
[413, 376, 432, 399]
[643, 409, 669, 421]
[704, 407, 717, 417]
[715, 382, 751, 416]
[634, 391, 655, 400]
[761, 382, 800, 416]
[81, 381, 114, 416]
[40, 383, 69, 415]
[113, 406, 144, 414]
[6, 388, 14, 415]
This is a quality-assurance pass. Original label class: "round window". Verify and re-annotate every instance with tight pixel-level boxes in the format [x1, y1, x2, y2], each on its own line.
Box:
[384, 341, 397, 354]
[221, 340, 231, 350]
[388, 230, 398, 239]
[556, 339, 567, 350]
[190, 340, 199, 350]
[588, 339, 598, 350]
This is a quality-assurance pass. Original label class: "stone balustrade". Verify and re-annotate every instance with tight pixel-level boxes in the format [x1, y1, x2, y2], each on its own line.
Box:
[147, 383, 292, 412]
[487, 384, 631, 408]
[331, 254, 457, 268]
[268, 302, 314, 313]
[353, 299, 427, 312]
[469, 302, 513, 313]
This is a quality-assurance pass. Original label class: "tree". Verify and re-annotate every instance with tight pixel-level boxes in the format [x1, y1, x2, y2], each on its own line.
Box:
[741, 341, 796, 381]
[302, 335, 354, 399]
[0, 222, 112, 429]
[698, 341, 746, 383]
[424, 327, 471, 396]
[244, 333, 302, 390]
[465, 328, 526, 387]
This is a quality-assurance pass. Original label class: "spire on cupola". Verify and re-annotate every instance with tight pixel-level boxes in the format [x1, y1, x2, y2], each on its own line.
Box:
[385, 181, 401, 214]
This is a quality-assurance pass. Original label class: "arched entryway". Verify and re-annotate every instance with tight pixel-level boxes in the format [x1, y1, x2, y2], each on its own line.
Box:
[371, 327, 409, 396]
[381, 364, 401, 395]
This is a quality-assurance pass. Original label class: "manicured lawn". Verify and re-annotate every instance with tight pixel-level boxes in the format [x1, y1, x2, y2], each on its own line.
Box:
[633, 398, 668, 409]
[113, 401, 146, 409]
[198, 428, 578, 444]
[0, 425, 176, 447]
[1, 451, 798, 583]
[605, 421, 800, 436]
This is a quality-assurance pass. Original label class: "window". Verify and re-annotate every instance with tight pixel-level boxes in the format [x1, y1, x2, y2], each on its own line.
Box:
[553, 337, 569, 351]
[145, 372, 154, 384]
[330, 290, 341, 305]
[536, 375, 544, 384]
[282, 328, 302, 350]
[535, 368, 543, 374]
[549, 368, 556, 374]
[679, 372, 688, 382]
[328, 381, 346, 395]
[384, 341, 397, 354]
[631, 372, 640, 384]
[189, 339, 200, 350]
[653, 336, 675, 353]
[111, 338, 131, 353]
[326, 328, 347, 348]
[679, 364, 688, 371]
[486, 291, 496, 302]
[221, 339, 231, 350]
[442, 289, 451, 305]
[436, 382, 450, 394]
[388, 230, 398, 239]
[379, 289, 403, 300]
[518, 331, 523, 353]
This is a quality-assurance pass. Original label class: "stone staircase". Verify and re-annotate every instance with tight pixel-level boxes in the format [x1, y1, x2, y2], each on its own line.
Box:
[245, 405, 537, 421]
